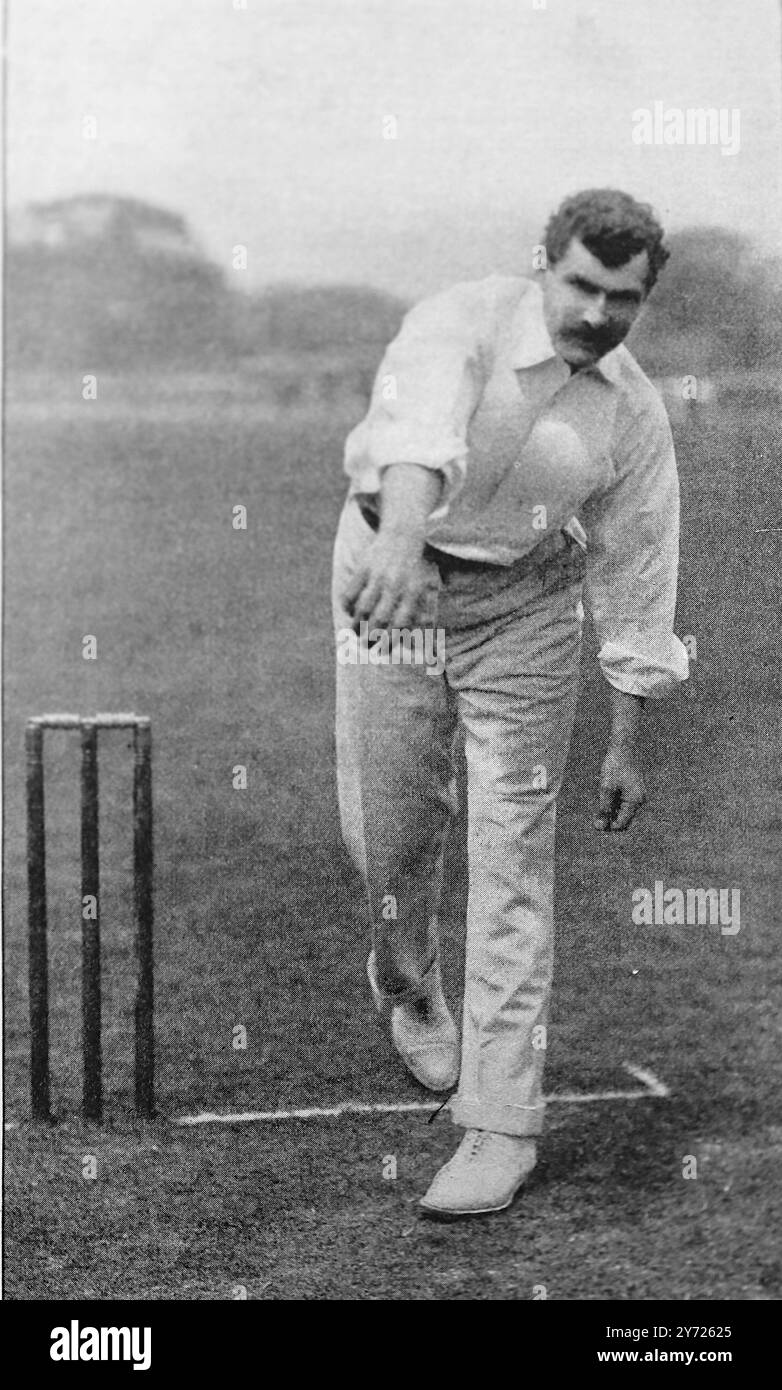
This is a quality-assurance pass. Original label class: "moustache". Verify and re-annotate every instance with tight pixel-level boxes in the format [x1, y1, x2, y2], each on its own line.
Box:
[567, 329, 616, 353]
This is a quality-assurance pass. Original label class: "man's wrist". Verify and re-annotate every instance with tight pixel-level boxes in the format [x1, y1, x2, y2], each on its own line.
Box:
[378, 462, 443, 544]
[608, 687, 646, 751]
[378, 513, 429, 548]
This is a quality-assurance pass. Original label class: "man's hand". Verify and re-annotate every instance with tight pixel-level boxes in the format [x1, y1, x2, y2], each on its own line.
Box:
[340, 462, 444, 634]
[594, 745, 646, 832]
[341, 531, 439, 634]
[595, 687, 647, 832]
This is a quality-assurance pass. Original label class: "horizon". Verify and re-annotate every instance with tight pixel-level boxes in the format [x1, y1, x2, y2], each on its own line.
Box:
[8, 189, 781, 306]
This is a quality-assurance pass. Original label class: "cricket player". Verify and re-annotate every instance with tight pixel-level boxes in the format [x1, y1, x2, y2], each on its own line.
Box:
[331, 188, 688, 1218]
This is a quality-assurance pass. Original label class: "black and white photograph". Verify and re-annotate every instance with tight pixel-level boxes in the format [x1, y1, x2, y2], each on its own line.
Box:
[3, 0, 781, 1332]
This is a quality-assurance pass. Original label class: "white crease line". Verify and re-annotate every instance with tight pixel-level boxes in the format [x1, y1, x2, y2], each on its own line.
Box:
[172, 1063, 669, 1127]
[623, 1063, 670, 1098]
[176, 1101, 441, 1125]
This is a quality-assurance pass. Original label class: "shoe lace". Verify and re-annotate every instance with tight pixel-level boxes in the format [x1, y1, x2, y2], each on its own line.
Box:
[466, 1129, 490, 1157]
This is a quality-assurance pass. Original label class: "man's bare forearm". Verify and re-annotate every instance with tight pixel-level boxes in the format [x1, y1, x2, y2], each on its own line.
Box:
[378, 463, 444, 545]
[608, 687, 646, 750]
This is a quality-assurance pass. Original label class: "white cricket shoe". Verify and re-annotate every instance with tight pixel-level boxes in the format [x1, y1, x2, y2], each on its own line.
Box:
[419, 1129, 537, 1218]
[367, 951, 460, 1092]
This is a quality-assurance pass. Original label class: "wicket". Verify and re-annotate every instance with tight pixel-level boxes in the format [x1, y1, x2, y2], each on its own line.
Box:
[26, 713, 154, 1123]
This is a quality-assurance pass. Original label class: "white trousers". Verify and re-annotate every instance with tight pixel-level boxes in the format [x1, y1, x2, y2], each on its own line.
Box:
[332, 496, 585, 1136]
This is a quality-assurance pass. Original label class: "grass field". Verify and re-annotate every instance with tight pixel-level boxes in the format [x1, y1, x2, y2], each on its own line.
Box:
[3, 374, 781, 1300]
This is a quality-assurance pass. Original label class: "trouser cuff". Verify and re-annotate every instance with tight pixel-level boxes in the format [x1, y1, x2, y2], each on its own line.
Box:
[449, 1094, 545, 1137]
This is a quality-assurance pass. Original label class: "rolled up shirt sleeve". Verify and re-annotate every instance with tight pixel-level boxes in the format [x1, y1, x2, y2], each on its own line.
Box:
[343, 284, 485, 526]
[581, 391, 690, 699]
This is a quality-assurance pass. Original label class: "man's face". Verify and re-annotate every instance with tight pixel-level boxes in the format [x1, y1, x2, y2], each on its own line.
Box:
[542, 237, 649, 369]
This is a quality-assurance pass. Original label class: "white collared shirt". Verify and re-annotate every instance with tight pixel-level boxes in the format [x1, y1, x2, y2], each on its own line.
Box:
[343, 273, 689, 698]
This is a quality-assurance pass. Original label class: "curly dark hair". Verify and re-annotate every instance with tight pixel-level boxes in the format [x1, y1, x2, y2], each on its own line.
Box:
[544, 188, 670, 292]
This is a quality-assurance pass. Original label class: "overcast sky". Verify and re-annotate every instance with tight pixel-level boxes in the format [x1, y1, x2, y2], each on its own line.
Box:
[7, 0, 782, 297]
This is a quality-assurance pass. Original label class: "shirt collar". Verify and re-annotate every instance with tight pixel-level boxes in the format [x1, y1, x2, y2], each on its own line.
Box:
[510, 278, 624, 387]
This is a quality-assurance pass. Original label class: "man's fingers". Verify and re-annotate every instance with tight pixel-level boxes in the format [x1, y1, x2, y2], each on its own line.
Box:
[350, 566, 399, 628]
[367, 587, 401, 632]
[611, 795, 642, 833]
[342, 555, 433, 636]
[594, 784, 646, 832]
[350, 582, 384, 632]
[340, 566, 369, 615]
[342, 568, 402, 630]
[594, 782, 620, 831]
[368, 579, 426, 634]
[597, 783, 619, 820]
[389, 591, 428, 632]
